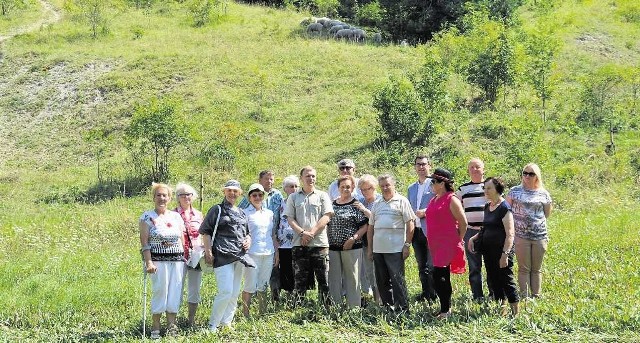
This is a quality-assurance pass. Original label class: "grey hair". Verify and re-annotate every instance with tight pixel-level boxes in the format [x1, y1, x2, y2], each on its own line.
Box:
[377, 173, 395, 185]
[175, 182, 198, 199]
[282, 175, 300, 188]
[358, 174, 378, 188]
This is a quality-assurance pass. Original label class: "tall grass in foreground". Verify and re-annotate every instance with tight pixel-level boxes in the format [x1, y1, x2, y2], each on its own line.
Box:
[0, 189, 638, 341]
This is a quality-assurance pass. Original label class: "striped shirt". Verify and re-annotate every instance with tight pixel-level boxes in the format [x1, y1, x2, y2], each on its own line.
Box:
[457, 181, 486, 228]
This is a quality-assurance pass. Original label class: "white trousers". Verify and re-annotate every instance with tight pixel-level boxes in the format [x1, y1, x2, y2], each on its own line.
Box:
[209, 261, 244, 328]
[243, 253, 274, 293]
[182, 266, 203, 304]
[150, 261, 185, 314]
[328, 249, 361, 308]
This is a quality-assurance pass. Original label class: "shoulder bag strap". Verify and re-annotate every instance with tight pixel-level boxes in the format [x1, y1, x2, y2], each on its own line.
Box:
[212, 205, 221, 240]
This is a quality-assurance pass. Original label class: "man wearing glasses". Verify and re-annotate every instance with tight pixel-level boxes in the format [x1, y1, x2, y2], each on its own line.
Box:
[407, 155, 437, 302]
[328, 159, 363, 200]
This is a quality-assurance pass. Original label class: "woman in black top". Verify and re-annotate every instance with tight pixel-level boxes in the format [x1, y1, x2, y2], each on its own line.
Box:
[199, 180, 255, 332]
[327, 175, 369, 308]
[468, 177, 519, 316]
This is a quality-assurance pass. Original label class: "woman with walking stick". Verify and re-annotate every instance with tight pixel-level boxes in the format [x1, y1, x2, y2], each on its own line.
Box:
[139, 183, 186, 339]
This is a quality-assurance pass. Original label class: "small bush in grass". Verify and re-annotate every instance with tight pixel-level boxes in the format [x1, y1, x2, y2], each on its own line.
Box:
[188, 0, 212, 27]
[373, 75, 430, 147]
[125, 96, 191, 182]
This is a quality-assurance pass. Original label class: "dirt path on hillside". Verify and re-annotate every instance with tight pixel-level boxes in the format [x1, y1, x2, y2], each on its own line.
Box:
[0, 0, 61, 43]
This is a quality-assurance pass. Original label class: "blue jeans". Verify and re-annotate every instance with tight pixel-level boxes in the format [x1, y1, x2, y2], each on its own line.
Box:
[464, 228, 491, 299]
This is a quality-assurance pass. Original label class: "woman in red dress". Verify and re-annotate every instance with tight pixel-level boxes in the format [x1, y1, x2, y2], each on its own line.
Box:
[425, 168, 468, 319]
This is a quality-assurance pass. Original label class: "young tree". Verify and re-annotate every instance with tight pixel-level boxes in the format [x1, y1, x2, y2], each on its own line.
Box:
[466, 29, 516, 105]
[125, 97, 190, 182]
[83, 127, 113, 183]
[576, 66, 624, 129]
[373, 75, 433, 147]
[65, 0, 111, 39]
[525, 29, 558, 121]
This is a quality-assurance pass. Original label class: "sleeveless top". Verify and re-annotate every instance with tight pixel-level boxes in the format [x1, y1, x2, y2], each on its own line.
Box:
[425, 192, 465, 271]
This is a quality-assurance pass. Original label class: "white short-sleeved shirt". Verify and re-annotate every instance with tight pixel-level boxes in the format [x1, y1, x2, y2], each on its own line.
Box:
[369, 193, 416, 253]
[243, 206, 275, 255]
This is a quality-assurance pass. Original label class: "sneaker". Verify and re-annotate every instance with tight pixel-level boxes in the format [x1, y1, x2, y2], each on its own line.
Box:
[208, 324, 218, 333]
[150, 330, 161, 340]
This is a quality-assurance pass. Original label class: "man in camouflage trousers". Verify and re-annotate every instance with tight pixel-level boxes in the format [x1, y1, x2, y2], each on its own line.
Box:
[284, 166, 334, 306]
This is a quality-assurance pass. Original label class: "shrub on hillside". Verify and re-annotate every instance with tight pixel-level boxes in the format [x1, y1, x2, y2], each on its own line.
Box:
[466, 29, 516, 105]
[355, 0, 383, 27]
[125, 97, 191, 182]
[576, 66, 625, 129]
[373, 75, 430, 147]
[188, 0, 212, 27]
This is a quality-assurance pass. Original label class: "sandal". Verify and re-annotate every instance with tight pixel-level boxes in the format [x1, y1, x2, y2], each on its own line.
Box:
[166, 323, 179, 337]
[150, 330, 161, 340]
[436, 311, 451, 320]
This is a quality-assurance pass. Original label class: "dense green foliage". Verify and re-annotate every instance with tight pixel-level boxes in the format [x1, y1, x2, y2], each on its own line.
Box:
[1, 0, 639, 341]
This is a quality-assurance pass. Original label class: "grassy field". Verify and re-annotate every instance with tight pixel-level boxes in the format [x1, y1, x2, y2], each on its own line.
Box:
[1, 0, 639, 341]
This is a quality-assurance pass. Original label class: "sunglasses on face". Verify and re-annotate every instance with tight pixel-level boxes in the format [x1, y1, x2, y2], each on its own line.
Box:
[339, 166, 353, 171]
[178, 193, 193, 197]
[522, 171, 536, 177]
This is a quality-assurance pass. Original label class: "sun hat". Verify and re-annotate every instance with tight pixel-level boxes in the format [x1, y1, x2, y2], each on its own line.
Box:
[223, 179, 242, 190]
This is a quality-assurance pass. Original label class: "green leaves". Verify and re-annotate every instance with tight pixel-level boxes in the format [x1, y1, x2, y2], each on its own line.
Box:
[126, 96, 190, 181]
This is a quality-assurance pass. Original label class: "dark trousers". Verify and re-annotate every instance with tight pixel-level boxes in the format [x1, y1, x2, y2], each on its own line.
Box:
[433, 266, 452, 313]
[270, 248, 295, 300]
[483, 249, 519, 304]
[464, 228, 492, 299]
[412, 228, 437, 300]
[373, 252, 408, 311]
[292, 246, 329, 305]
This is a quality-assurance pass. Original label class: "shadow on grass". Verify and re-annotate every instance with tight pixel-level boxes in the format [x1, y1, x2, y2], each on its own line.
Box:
[38, 175, 153, 205]
[324, 139, 421, 170]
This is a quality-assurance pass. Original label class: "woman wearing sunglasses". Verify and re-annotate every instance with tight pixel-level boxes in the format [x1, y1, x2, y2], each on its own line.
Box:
[506, 163, 553, 298]
[425, 168, 468, 319]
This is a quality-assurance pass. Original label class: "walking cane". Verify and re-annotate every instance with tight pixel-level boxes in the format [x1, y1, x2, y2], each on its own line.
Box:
[141, 260, 148, 339]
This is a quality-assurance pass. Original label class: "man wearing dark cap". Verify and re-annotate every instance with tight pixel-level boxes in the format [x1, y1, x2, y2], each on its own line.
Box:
[328, 159, 363, 200]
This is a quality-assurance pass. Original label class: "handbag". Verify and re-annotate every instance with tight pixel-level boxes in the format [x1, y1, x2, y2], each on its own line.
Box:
[185, 223, 205, 268]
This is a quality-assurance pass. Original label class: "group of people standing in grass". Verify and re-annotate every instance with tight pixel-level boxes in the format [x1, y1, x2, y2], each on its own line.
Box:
[138, 157, 552, 338]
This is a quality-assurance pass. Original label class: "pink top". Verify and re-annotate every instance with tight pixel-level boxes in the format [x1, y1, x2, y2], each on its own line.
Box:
[175, 206, 204, 260]
[425, 192, 465, 272]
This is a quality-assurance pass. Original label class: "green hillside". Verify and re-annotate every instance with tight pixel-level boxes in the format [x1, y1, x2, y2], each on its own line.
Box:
[0, 0, 639, 341]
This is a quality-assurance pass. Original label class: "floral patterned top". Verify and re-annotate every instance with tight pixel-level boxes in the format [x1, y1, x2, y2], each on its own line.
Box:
[507, 185, 552, 241]
[140, 210, 185, 262]
[276, 199, 295, 249]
